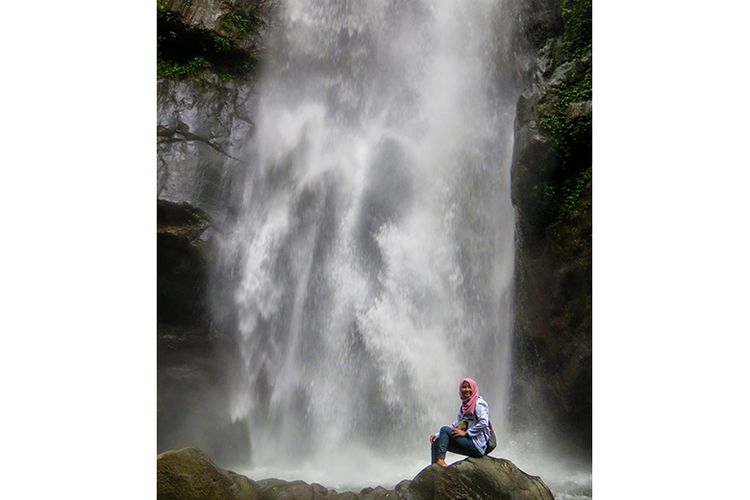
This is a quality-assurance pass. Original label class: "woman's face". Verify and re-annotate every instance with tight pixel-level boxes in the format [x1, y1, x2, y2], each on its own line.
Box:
[461, 381, 473, 399]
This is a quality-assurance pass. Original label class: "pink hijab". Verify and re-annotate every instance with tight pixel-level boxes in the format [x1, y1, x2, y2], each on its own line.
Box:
[459, 377, 480, 416]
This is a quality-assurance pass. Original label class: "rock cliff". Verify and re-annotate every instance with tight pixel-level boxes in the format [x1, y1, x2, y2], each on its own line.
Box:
[157, 0, 273, 219]
[157, 78, 254, 219]
[157, 0, 273, 463]
[509, 0, 592, 455]
[157, 200, 249, 464]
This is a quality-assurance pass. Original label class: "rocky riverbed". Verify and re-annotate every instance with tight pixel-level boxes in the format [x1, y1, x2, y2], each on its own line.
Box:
[157, 447, 555, 500]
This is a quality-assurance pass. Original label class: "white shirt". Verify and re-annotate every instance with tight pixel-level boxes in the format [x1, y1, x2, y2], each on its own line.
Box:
[434, 396, 491, 454]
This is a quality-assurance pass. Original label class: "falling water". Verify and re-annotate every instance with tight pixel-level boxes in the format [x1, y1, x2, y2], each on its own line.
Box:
[218, 0, 520, 488]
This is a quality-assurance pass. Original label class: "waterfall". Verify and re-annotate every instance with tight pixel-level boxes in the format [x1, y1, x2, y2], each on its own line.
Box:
[217, 0, 519, 487]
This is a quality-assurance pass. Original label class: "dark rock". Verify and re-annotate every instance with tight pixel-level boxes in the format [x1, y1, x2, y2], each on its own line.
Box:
[157, 78, 255, 220]
[514, 0, 564, 51]
[256, 479, 316, 499]
[359, 486, 400, 499]
[156, 1, 263, 461]
[156, 324, 251, 466]
[510, 66, 591, 452]
[394, 480, 411, 492]
[509, 0, 592, 457]
[510, 123, 559, 223]
[157, 448, 554, 500]
[157, 199, 250, 465]
[404, 456, 554, 500]
[547, 52, 591, 89]
[255, 478, 350, 499]
[157, 0, 269, 219]
[157, 199, 211, 326]
[157, 447, 261, 500]
[566, 100, 591, 119]
[158, 0, 272, 36]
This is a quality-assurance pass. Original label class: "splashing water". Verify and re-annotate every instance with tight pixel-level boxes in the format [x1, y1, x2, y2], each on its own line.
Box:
[217, 0, 521, 488]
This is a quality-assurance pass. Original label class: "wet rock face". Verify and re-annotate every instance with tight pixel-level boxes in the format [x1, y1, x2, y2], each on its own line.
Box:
[157, 200, 211, 326]
[157, 0, 272, 219]
[509, 0, 592, 455]
[513, 0, 564, 51]
[157, 78, 255, 220]
[157, 448, 555, 500]
[157, 0, 271, 467]
[157, 201, 249, 465]
[158, 0, 270, 33]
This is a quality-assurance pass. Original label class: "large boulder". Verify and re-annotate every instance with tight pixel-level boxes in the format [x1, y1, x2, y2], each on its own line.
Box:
[157, 447, 261, 500]
[405, 457, 554, 500]
[256, 479, 350, 499]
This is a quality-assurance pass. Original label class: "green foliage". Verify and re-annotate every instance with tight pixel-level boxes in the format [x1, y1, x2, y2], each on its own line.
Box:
[554, 167, 591, 224]
[548, 167, 592, 265]
[560, 0, 592, 60]
[537, 63, 591, 165]
[530, 166, 591, 241]
[157, 9, 259, 81]
[211, 33, 233, 53]
[157, 57, 209, 80]
[533, 9, 592, 236]
[221, 13, 254, 36]
[534, 84, 591, 235]
[558, 70, 592, 106]
[190, 211, 205, 224]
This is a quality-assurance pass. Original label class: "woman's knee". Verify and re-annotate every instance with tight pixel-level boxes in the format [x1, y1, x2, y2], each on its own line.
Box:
[440, 426, 453, 434]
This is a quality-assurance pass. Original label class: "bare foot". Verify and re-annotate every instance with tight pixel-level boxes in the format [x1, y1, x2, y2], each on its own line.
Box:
[435, 458, 448, 468]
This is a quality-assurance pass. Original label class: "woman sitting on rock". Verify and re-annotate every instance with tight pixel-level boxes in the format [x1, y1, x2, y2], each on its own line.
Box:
[429, 377, 493, 467]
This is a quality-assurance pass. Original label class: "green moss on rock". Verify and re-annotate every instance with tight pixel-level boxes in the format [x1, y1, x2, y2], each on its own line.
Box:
[157, 447, 261, 500]
[221, 13, 256, 36]
[510, 0, 592, 456]
[560, 0, 592, 59]
[537, 68, 591, 169]
[157, 9, 261, 81]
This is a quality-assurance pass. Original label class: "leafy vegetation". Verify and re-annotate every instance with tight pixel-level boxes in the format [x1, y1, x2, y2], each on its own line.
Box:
[560, 0, 592, 60]
[157, 57, 210, 80]
[543, 166, 591, 233]
[221, 13, 255, 36]
[537, 69, 591, 168]
[157, 10, 260, 81]
[190, 211, 205, 225]
[531, 0, 592, 236]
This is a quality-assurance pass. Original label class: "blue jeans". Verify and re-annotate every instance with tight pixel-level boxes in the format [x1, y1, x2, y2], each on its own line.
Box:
[431, 426, 483, 463]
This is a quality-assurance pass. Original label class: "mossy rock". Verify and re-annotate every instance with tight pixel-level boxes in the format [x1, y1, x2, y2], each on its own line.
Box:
[405, 456, 554, 500]
[156, 1, 271, 81]
[157, 448, 554, 500]
[157, 447, 261, 500]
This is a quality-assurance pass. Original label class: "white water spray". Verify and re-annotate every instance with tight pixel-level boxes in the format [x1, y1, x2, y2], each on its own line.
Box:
[218, 0, 519, 488]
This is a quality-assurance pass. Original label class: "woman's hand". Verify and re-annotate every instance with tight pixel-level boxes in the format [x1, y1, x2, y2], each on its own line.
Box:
[429, 434, 438, 444]
[451, 428, 467, 437]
